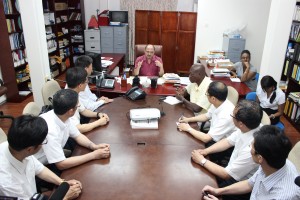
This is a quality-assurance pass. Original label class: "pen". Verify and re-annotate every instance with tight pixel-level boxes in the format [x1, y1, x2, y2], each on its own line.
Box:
[180, 112, 184, 120]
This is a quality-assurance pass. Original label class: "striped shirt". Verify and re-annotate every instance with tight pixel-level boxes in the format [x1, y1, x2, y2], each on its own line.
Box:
[248, 160, 300, 200]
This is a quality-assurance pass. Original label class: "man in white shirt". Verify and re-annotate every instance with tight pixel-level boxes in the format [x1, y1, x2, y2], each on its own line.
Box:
[191, 100, 263, 200]
[176, 64, 211, 114]
[66, 67, 109, 133]
[34, 89, 110, 174]
[177, 81, 236, 144]
[75, 55, 113, 111]
[0, 115, 81, 199]
[202, 125, 300, 200]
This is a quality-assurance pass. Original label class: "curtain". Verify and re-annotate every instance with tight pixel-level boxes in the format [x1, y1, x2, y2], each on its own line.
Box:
[120, 0, 178, 65]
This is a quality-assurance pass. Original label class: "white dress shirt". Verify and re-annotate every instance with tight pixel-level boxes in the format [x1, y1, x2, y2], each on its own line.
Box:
[248, 160, 300, 200]
[0, 142, 44, 200]
[79, 85, 105, 111]
[186, 77, 212, 112]
[34, 110, 81, 164]
[225, 127, 260, 181]
[69, 99, 86, 126]
[205, 99, 236, 142]
[256, 86, 285, 110]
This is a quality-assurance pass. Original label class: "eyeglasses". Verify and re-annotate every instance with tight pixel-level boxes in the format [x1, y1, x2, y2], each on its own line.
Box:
[230, 114, 239, 121]
[41, 138, 48, 145]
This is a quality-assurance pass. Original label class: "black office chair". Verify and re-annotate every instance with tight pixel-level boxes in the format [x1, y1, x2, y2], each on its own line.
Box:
[0, 79, 14, 120]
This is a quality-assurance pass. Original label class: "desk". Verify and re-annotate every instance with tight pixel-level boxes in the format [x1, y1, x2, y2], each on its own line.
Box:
[102, 53, 125, 74]
[61, 96, 218, 200]
[200, 59, 251, 97]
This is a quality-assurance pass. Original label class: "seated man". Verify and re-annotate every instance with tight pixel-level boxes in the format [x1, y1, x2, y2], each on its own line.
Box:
[134, 44, 164, 76]
[66, 67, 109, 133]
[0, 115, 81, 199]
[75, 55, 113, 111]
[176, 64, 211, 114]
[201, 125, 300, 200]
[178, 81, 236, 144]
[191, 100, 263, 200]
[34, 89, 110, 174]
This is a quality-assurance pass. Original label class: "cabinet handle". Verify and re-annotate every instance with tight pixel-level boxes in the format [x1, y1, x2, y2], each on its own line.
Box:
[90, 37, 95, 39]
[91, 47, 95, 49]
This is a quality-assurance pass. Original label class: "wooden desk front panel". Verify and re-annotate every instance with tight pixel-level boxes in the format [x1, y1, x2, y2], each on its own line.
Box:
[61, 96, 218, 199]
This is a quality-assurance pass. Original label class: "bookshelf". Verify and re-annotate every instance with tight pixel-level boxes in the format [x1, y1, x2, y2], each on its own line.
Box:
[282, 2, 300, 131]
[0, 0, 31, 102]
[42, 0, 85, 78]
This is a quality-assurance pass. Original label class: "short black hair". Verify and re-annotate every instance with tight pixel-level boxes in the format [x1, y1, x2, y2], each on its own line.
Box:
[254, 125, 292, 169]
[235, 100, 262, 129]
[66, 67, 87, 89]
[207, 81, 228, 101]
[260, 75, 277, 104]
[75, 55, 93, 69]
[7, 115, 48, 151]
[53, 89, 78, 115]
[241, 50, 251, 59]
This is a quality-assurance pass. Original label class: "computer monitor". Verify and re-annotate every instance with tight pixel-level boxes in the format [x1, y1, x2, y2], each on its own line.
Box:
[85, 51, 102, 72]
[109, 11, 128, 23]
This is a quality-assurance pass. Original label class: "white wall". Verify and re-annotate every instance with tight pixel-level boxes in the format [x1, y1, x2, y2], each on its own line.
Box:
[84, 0, 195, 29]
[195, 0, 272, 70]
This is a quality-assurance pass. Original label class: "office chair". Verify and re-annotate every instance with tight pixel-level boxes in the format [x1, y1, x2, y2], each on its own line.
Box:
[23, 102, 41, 116]
[255, 73, 259, 82]
[288, 141, 300, 172]
[0, 79, 14, 120]
[261, 111, 271, 125]
[227, 86, 239, 106]
[41, 80, 61, 105]
[245, 91, 257, 101]
[0, 128, 7, 144]
[134, 44, 163, 61]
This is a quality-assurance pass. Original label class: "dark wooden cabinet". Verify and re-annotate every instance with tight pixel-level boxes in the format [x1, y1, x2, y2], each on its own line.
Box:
[281, 2, 300, 132]
[135, 10, 197, 74]
[0, 0, 30, 102]
[42, 0, 85, 77]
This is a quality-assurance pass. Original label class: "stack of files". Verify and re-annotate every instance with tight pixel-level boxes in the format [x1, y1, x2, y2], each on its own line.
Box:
[101, 60, 113, 68]
[9, 33, 25, 50]
[163, 73, 180, 83]
[284, 97, 300, 121]
[130, 119, 158, 129]
[110, 22, 121, 26]
[211, 68, 230, 77]
[288, 92, 300, 102]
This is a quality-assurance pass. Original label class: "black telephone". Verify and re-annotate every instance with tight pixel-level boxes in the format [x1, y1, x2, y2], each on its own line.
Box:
[96, 73, 115, 89]
[125, 86, 146, 100]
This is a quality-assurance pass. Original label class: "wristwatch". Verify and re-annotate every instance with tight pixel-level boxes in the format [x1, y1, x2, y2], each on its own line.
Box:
[200, 158, 207, 167]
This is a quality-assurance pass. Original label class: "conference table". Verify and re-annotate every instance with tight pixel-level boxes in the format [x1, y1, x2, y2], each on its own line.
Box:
[61, 96, 218, 200]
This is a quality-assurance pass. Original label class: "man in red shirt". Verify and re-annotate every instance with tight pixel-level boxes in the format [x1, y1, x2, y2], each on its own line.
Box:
[134, 44, 164, 76]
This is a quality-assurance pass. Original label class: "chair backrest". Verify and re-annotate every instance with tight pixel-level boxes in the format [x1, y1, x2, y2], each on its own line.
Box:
[261, 111, 271, 125]
[134, 44, 163, 61]
[255, 73, 259, 82]
[288, 141, 300, 172]
[42, 80, 61, 105]
[0, 128, 7, 144]
[23, 102, 41, 116]
[245, 91, 257, 101]
[227, 86, 239, 106]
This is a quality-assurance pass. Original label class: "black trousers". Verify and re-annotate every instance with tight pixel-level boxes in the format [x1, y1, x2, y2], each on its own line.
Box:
[205, 140, 234, 167]
[218, 177, 251, 200]
[262, 107, 280, 125]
